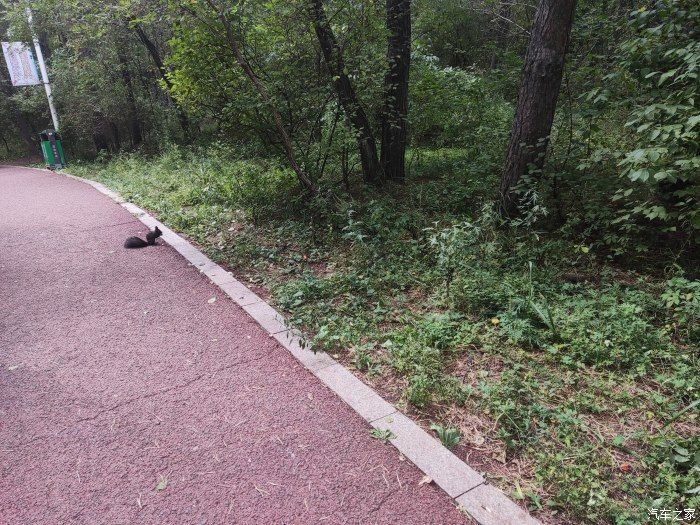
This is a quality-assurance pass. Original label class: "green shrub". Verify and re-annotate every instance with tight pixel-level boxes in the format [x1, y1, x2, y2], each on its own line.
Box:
[405, 374, 433, 408]
[613, 1, 700, 232]
[452, 269, 528, 318]
[410, 54, 511, 149]
[662, 277, 700, 344]
[551, 292, 673, 372]
[480, 366, 551, 451]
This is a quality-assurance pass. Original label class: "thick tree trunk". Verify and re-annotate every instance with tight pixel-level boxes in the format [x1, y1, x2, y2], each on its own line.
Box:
[309, 0, 382, 184]
[499, 0, 576, 216]
[380, 0, 411, 183]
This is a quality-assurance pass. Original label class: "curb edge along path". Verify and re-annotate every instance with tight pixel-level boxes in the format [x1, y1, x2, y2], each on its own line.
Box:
[32, 166, 539, 525]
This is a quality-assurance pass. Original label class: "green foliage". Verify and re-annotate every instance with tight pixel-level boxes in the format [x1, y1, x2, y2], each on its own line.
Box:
[662, 276, 700, 344]
[639, 434, 700, 519]
[410, 54, 511, 148]
[500, 286, 674, 373]
[480, 366, 551, 451]
[613, 1, 700, 231]
[385, 313, 475, 407]
[1, 0, 185, 157]
[429, 423, 461, 449]
[551, 293, 671, 372]
[351, 343, 381, 376]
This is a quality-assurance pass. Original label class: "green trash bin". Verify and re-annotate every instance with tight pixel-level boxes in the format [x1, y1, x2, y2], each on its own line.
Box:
[39, 129, 66, 170]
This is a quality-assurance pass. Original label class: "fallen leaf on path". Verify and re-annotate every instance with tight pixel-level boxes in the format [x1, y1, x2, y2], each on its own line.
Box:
[418, 475, 433, 486]
[155, 476, 168, 491]
[254, 484, 270, 496]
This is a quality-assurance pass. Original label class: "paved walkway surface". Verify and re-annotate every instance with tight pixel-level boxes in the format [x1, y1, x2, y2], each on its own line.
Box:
[0, 166, 466, 524]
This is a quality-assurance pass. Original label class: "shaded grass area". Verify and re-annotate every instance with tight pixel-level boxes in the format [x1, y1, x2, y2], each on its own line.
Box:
[69, 147, 699, 524]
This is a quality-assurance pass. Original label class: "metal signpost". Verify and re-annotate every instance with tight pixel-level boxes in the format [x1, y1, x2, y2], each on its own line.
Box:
[26, 7, 59, 132]
[2, 7, 64, 168]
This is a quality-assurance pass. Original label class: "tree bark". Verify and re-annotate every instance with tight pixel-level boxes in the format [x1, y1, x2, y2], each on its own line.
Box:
[116, 49, 143, 147]
[0, 130, 9, 153]
[380, 0, 411, 183]
[134, 24, 172, 90]
[499, 0, 576, 216]
[133, 24, 190, 135]
[309, 0, 382, 184]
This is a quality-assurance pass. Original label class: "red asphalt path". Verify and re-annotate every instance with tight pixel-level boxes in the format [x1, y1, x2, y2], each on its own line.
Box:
[0, 166, 466, 524]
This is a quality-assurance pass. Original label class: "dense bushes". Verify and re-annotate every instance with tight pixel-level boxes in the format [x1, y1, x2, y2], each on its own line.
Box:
[410, 54, 511, 148]
[615, 2, 700, 231]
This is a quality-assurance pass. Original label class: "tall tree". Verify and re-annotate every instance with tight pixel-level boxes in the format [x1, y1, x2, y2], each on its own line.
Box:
[499, 0, 576, 216]
[380, 0, 411, 182]
[309, 0, 382, 184]
[116, 48, 143, 147]
[184, 0, 316, 194]
[489, 0, 512, 70]
[132, 23, 190, 135]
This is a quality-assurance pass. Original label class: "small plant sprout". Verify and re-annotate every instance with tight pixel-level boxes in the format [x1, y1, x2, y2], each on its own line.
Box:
[351, 343, 381, 376]
[370, 428, 396, 443]
[430, 423, 461, 449]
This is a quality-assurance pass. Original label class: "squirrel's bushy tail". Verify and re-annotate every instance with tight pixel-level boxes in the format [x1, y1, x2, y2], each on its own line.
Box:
[124, 237, 149, 248]
[124, 226, 162, 249]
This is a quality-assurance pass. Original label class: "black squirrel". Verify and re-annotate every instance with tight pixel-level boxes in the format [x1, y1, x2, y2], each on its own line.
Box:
[124, 226, 162, 249]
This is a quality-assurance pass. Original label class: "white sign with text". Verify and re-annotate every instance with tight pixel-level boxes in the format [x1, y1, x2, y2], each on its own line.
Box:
[2, 42, 41, 86]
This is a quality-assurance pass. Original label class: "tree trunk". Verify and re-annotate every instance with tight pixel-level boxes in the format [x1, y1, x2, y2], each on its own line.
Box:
[9, 107, 35, 154]
[117, 49, 143, 147]
[92, 116, 110, 152]
[309, 0, 382, 184]
[215, 10, 316, 194]
[133, 24, 190, 135]
[380, 0, 411, 183]
[499, 0, 576, 216]
[490, 0, 512, 70]
[134, 25, 171, 90]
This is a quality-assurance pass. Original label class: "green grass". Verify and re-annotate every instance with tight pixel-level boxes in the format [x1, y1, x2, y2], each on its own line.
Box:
[68, 146, 699, 524]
